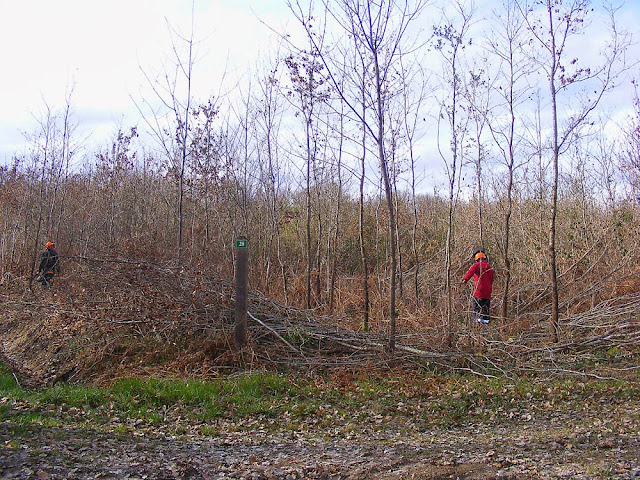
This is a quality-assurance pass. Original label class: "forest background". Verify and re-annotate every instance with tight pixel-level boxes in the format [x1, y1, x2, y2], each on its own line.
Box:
[2, 0, 640, 356]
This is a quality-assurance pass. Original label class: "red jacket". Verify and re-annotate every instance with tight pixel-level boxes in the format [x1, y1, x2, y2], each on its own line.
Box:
[462, 259, 494, 299]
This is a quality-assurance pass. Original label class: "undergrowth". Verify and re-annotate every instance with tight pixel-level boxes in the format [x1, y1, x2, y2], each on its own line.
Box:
[1, 361, 638, 436]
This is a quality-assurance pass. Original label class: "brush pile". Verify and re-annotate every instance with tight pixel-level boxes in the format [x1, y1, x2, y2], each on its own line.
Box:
[1, 256, 639, 386]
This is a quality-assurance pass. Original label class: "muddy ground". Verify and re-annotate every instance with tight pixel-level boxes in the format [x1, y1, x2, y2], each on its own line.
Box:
[2, 388, 640, 479]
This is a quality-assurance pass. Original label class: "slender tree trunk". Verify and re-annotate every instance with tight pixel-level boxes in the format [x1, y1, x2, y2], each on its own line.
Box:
[399, 55, 422, 308]
[314, 160, 323, 305]
[268, 129, 287, 304]
[29, 112, 52, 289]
[305, 119, 313, 310]
[411, 172, 419, 306]
[445, 58, 459, 349]
[434, 14, 470, 348]
[329, 111, 344, 314]
[501, 68, 516, 324]
[547, 1, 560, 343]
[502, 156, 514, 324]
[176, 17, 195, 267]
[392, 155, 404, 300]
[475, 143, 484, 247]
[373, 52, 397, 351]
[53, 102, 72, 240]
[359, 100, 370, 332]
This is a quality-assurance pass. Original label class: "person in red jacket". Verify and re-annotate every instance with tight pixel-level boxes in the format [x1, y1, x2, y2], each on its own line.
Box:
[461, 249, 494, 324]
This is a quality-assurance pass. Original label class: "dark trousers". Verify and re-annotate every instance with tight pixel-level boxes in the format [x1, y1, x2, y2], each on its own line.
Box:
[38, 271, 54, 288]
[472, 297, 490, 323]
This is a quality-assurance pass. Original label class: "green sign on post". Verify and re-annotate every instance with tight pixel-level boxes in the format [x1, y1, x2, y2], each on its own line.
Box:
[236, 239, 248, 249]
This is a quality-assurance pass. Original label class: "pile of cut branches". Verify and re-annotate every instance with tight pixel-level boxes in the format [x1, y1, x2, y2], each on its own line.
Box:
[1, 256, 639, 386]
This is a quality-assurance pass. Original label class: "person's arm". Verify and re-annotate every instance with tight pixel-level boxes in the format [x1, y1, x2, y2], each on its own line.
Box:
[462, 263, 477, 284]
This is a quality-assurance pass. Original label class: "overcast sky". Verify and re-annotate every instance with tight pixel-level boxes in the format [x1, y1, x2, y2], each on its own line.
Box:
[0, 0, 290, 162]
[1, 0, 639, 171]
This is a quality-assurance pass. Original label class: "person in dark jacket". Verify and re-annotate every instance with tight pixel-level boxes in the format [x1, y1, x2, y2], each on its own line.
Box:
[461, 249, 494, 324]
[37, 242, 60, 288]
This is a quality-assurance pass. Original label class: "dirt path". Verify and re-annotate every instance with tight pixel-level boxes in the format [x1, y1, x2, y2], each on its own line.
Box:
[2, 405, 640, 479]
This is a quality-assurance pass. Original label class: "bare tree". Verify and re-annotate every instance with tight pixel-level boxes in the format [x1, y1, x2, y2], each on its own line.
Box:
[49, 87, 78, 243]
[433, 0, 474, 346]
[254, 56, 289, 300]
[95, 127, 140, 246]
[28, 104, 55, 289]
[399, 55, 429, 306]
[518, 0, 628, 341]
[284, 49, 329, 309]
[136, 5, 198, 265]
[358, 76, 371, 331]
[190, 98, 222, 257]
[484, 0, 533, 323]
[327, 92, 346, 313]
[288, 0, 428, 350]
[464, 65, 491, 249]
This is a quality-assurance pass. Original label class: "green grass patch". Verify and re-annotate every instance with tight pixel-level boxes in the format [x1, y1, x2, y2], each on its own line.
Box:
[111, 377, 221, 408]
[1, 360, 639, 435]
[0, 363, 23, 393]
[224, 373, 290, 415]
[39, 384, 106, 408]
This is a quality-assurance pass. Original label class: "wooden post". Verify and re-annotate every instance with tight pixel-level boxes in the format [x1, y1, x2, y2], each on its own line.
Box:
[234, 236, 248, 349]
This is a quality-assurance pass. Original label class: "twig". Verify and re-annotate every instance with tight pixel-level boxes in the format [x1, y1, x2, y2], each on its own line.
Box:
[248, 311, 304, 357]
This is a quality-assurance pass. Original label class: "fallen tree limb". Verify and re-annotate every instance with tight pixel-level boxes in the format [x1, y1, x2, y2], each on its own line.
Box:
[248, 311, 303, 357]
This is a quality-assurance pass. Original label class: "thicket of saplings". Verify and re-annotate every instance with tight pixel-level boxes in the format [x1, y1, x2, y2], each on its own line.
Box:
[2, 149, 637, 352]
